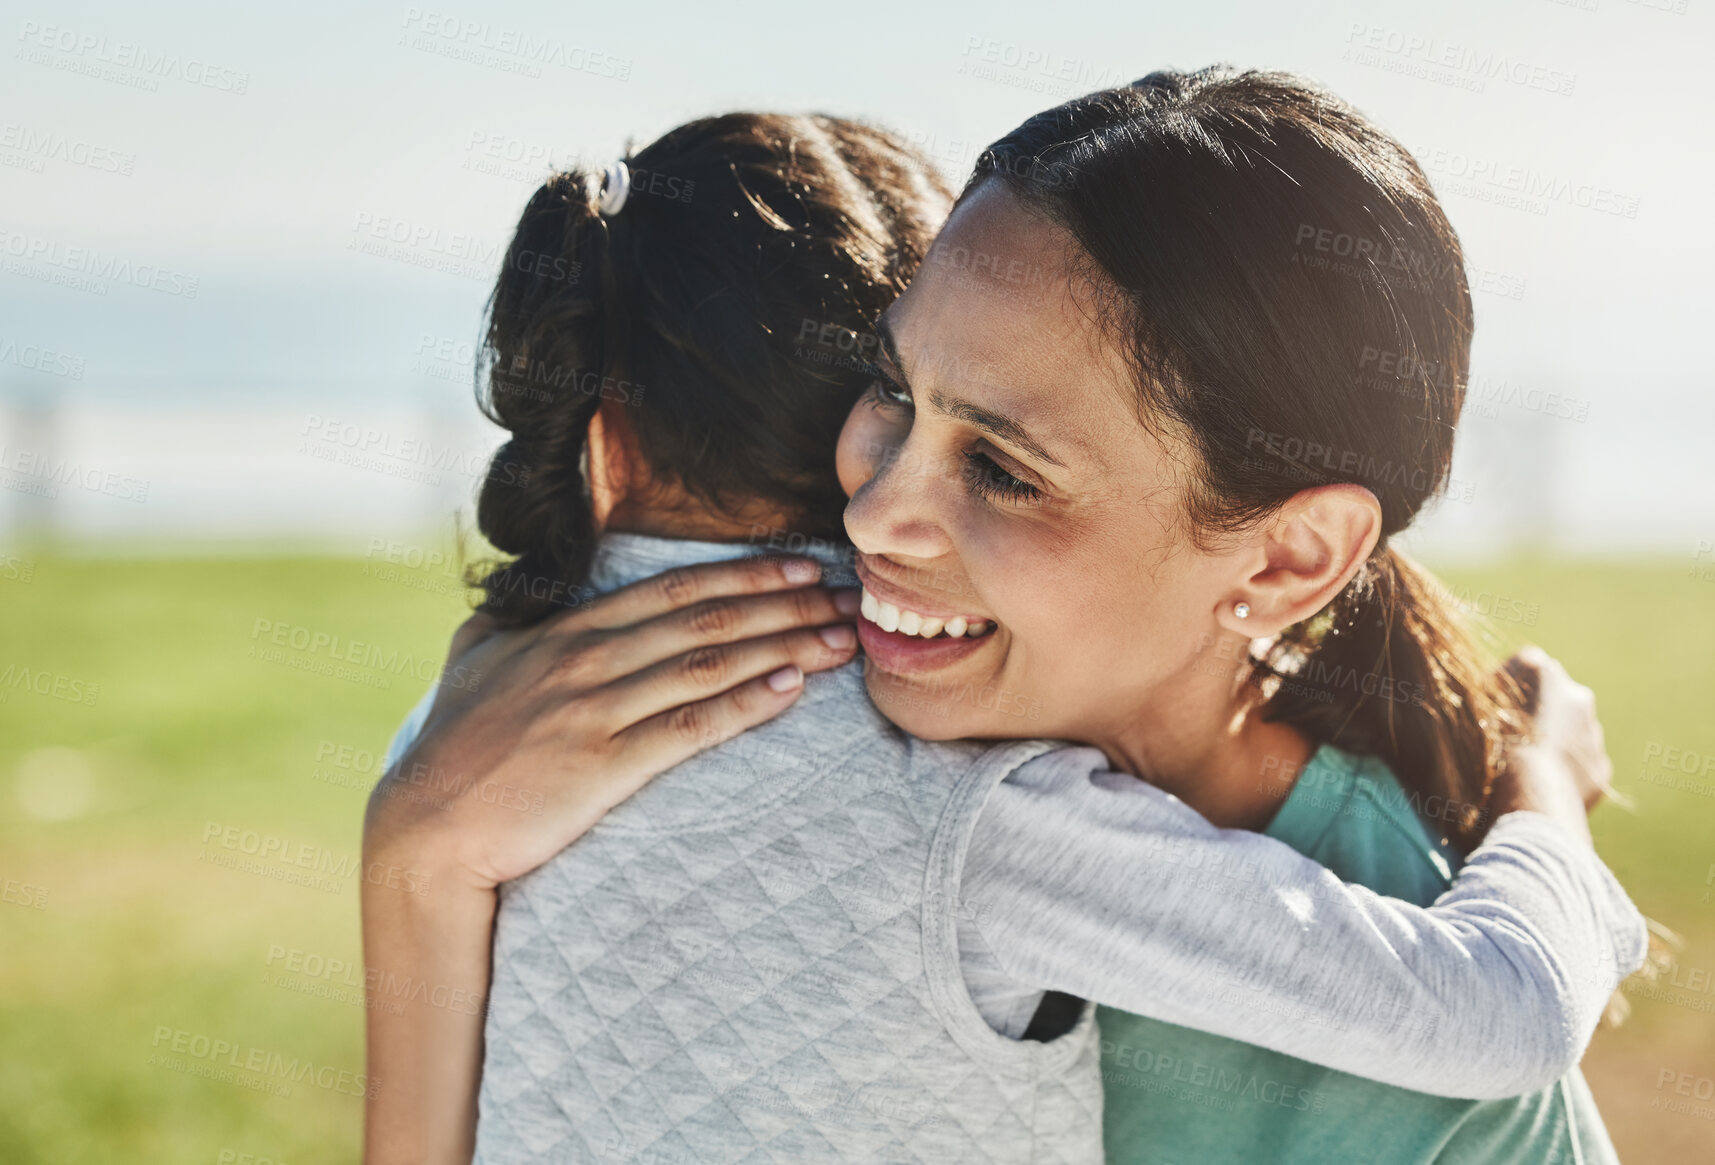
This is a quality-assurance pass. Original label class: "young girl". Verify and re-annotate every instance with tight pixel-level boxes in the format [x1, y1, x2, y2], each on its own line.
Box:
[364, 93, 1639, 1164]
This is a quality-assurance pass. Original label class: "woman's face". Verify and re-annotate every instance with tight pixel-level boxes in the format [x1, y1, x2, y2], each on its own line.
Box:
[836, 182, 1246, 748]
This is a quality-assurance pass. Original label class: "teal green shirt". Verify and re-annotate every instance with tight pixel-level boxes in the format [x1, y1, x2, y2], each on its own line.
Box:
[1098, 745, 1620, 1164]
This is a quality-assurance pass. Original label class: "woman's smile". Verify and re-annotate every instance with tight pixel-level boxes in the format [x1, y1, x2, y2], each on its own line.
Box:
[854, 552, 999, 674]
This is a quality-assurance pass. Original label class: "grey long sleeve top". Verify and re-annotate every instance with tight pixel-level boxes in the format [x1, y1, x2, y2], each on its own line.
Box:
[952, 745, 1645, 1099]
[384, 532, 1646, 1106]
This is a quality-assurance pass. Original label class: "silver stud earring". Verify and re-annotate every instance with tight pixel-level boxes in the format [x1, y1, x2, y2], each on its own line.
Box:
[1234, 601, 1251, 620]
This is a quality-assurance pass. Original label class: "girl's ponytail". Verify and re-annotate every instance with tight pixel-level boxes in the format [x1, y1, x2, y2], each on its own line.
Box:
[1263, 545, 1523, 852]
[467, 115, 953, 629]
[473, 169, 615, 625]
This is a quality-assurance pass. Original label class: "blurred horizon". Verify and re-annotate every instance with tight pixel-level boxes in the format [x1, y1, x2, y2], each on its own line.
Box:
[3, 0, 1710, 559]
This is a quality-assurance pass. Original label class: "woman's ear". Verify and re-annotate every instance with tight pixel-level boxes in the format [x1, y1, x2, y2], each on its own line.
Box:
[1217, 483, 1382, 636]
[585, 400, 641, 530]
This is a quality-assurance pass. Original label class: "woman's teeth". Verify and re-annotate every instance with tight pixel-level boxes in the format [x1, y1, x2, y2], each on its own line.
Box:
[858, 587, 990, 639]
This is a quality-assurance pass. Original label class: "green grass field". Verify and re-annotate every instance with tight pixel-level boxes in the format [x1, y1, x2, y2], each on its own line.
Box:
[2, 551, 1712, 1162]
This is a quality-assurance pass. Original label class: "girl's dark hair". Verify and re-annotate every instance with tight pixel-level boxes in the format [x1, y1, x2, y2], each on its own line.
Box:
[976, 67, 1519, 851]
[474, 113, 952, 625]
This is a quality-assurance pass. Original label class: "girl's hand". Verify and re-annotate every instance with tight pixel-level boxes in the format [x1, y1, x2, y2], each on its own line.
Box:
[1491, 646, 1613, 846]
[363, 555, 859, 889]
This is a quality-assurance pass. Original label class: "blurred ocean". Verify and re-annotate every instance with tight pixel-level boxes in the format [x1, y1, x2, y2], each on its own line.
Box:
[1, 266, 1708, 561]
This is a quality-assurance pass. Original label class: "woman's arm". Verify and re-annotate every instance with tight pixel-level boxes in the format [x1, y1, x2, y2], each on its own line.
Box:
[360, 556, 860, 1165]
[958, 653, 1643, 1100]
[360, 853, 496, 1165]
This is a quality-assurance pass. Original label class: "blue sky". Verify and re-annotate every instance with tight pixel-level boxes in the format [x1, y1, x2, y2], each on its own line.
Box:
[2, 0, 1710, 549]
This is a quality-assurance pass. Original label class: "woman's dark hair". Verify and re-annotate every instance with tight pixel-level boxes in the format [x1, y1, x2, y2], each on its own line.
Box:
[975, 67, 1519, 851]
[474, 113, 952, 625]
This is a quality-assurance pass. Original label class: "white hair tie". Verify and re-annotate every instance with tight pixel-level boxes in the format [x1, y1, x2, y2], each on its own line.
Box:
[596, 160, 631, 217]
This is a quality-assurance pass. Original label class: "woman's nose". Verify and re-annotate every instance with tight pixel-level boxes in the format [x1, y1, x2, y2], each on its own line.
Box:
[843, 438, 955, 560]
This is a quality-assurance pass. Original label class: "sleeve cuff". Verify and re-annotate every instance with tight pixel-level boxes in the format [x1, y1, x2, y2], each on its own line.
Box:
[1483, 809, 1649, 982]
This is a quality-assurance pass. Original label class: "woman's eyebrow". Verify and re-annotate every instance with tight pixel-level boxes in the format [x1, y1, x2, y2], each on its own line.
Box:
[876, 316, 1066, 469]
[934, 394, 1066, 469]
[875, 317, 911, 385]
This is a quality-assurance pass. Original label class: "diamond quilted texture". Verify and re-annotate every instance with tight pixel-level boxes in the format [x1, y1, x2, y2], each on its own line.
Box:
[471, 665, 1102, 1164]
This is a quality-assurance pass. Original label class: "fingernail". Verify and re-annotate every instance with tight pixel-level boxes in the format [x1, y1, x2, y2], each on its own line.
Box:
[767, 665, 804, 693]
[781, 559, 819, 584]
[818, 625, 856, 650]
[833, 588, 861, 616]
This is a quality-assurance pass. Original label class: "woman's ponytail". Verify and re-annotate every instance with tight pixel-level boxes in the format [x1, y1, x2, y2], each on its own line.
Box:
[975, 71, 1536, 850]
[1263, 546, 1524, 852]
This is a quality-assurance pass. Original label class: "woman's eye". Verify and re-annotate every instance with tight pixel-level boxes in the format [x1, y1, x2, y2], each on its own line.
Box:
[862, 365, 913, 409]
[963, 451, 1043, 504]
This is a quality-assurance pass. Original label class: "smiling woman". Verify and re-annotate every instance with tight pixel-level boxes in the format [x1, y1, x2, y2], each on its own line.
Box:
[835, 66, 1629, 1163]
[364, 73, 1642, 1165]
[840, 69, 1519, 853]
